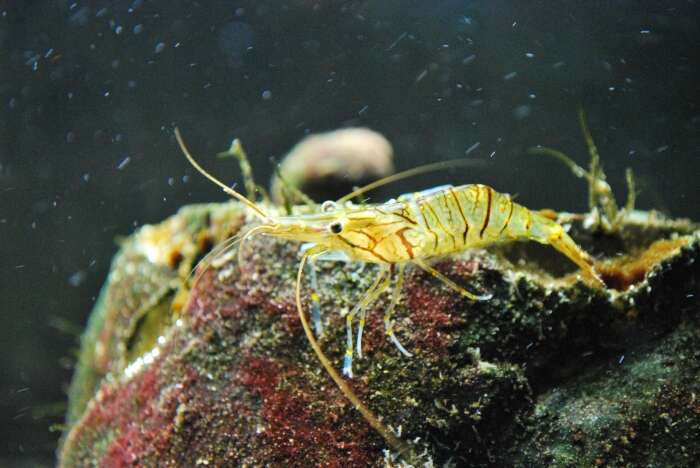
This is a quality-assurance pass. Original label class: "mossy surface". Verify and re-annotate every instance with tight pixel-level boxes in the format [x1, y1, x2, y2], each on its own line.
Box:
[60, 202, 699, 466]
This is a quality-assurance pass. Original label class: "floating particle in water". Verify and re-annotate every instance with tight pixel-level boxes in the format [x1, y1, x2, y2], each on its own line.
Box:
[66, 131, 75, 143]
[261, 90, 272, 100]
[69, 6, 90, 26]
[25, 53, 39, 68]
[462, 54, 476, 65]
[513, 105, 531, 120]
[115, 25, 123, 35]
[129, 0, 143, 13]
[83, 173, 90, 182]
[117, 156, 131, 170]
[552, 61, 565, 69]
[133, 24, 143, 34]
[154, 42, 166, 54]
[386, 31, 407, 51]
[168, 177, 175, 186]
[302, 39, 321, 54]
[503, 71, 518, 81]
[68, 270, 86, 287]
[525, 52, 534, 58]
[465, 141, 480, 155]
[218, 21, 254, 68]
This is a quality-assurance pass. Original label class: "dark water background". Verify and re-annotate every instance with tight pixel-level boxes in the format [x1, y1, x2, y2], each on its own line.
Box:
[1, 0, 698, 463]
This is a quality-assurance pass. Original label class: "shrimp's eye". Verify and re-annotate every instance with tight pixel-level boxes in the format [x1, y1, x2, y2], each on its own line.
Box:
[329, 221, 343, 234]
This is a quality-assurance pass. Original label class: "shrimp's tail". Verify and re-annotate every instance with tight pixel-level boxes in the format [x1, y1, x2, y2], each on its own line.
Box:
[549, 226, 605, 288]
[528, 212, 605, 288]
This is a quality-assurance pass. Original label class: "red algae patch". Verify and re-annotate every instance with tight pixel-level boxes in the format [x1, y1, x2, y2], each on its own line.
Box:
[63, 340, 199, 466]
[238, 356, 375, 466]
[407, 265, 465, 353]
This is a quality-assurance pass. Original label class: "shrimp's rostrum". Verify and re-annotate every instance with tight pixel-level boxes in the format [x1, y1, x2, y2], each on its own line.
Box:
[175, 129, 604, 459]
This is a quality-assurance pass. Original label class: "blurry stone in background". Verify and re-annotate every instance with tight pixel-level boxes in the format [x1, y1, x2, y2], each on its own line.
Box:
[270, 127, 394, 204]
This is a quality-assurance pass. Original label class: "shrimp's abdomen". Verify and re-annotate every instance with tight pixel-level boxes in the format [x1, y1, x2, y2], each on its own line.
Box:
[411, 185, 604, 286]
[409, 184, 516, 254]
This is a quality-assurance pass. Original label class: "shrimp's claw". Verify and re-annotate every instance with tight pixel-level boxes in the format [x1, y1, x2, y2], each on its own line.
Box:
[310, 292, 323, 336]
[387, 329, 413, 357]
[306, 258, 324, 336]
[471, 291, 494, 301]
[414, 260, 492, 302]
[342, 350, 354, 378]
[356, 317, 366, 359]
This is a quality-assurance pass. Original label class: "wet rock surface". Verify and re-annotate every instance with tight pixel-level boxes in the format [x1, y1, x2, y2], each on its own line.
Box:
[60, 202, 699, 466]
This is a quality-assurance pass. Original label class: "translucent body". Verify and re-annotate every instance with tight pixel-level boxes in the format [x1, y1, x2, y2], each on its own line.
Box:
[273, 184, 603, 287]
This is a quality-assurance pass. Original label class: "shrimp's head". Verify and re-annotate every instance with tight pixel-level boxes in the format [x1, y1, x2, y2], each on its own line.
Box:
[271, 202, 411, 263]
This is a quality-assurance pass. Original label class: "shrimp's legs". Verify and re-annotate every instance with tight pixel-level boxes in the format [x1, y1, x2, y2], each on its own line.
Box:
[216, 138, 264, 202]
[295, 251, 413, 459]
[413, 260, 492, 301]
[307, 257, 323, 336]
[344, 267, 390, 377]
[383, 264, 412, 357]
[355, 269, 393, 359]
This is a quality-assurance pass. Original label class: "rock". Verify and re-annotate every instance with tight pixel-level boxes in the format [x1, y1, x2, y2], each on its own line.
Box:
[269, 127, 394, 204]
[59, 200, 699, 466]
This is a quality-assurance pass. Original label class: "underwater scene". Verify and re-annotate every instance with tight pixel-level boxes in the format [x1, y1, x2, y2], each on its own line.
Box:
[2, 1, 699, 466]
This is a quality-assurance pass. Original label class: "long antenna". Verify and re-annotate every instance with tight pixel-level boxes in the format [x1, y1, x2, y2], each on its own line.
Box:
[295, 252, 414, 460]
[336, 158, 485, 203]
[174, 128, 269, 220]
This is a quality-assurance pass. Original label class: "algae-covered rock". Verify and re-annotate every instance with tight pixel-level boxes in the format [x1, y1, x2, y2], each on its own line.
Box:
[510, 322, 700, 467]
[59, 198, 699, 466]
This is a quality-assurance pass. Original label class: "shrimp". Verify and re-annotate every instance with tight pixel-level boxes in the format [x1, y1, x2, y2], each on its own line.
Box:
[174, 128, 604, 459]
[528, 108, 636, 233]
